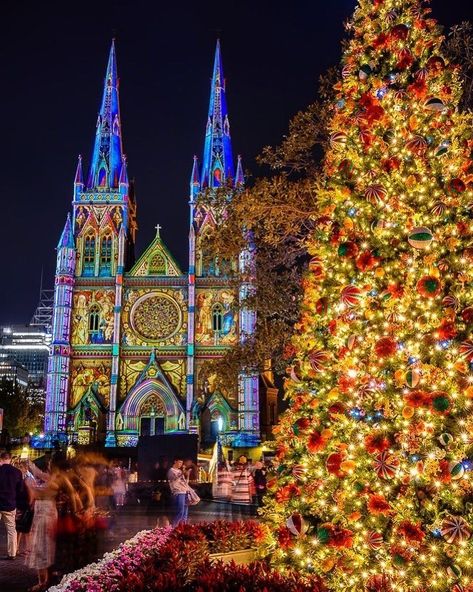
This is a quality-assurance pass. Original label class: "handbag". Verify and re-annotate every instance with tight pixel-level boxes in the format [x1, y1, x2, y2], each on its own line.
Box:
[186, 487, 201, 506]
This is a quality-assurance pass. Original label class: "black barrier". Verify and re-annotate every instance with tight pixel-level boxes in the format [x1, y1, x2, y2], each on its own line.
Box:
[137, 433, 199, 481]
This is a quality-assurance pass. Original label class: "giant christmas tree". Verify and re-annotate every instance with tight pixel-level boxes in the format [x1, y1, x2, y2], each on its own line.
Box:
[262, 1, 473, 590]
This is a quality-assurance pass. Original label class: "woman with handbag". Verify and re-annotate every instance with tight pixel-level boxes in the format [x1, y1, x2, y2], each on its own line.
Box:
[167, 457, 199, 527]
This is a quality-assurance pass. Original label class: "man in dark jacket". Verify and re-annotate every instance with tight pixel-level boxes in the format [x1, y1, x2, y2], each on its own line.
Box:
[0, 451, 24, 559]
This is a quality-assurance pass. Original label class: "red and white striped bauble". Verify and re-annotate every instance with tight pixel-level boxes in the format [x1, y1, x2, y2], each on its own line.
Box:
[442, 295, 459, 311]
[373, 451, 399, 480]
[431, 201, 446, 217]
[330, 131, 347, 150]
[441, 515, 471, 544]
[341, 285, 363, 307]
[308, 349, 330, 373]
[292, 465, 306, 480]
[406, 135, 427, 154]
[286, 513, 308, 537]
[365, 184, 387, 205]
[367, 531, 384, 550]
[459, 340, 473, 361]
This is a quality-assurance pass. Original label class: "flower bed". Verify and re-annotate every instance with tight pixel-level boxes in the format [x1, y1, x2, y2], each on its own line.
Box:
[49, 521, 324, 591]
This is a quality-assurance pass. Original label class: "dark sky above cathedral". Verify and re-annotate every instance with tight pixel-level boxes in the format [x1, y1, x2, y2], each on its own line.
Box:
[0, 0, 471, 325]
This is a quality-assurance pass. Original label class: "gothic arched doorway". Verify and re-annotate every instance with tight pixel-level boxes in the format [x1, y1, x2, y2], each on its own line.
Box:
[139, 393, 166, 436]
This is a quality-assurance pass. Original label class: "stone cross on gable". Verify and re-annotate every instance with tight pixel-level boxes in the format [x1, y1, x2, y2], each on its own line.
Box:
[155, 224, 162, 238]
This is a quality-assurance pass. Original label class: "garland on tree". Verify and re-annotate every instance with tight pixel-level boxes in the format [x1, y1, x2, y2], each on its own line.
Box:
[261, 1, 473, 591]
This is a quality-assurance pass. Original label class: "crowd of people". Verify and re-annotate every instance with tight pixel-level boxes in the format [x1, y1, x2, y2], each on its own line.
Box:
[0, 450, 130, 592]
[0, 448, 271, 589]
[212, 455, 268, 506]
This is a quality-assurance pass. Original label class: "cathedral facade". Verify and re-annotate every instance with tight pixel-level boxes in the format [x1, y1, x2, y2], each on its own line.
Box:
[43, 41, 269, 449]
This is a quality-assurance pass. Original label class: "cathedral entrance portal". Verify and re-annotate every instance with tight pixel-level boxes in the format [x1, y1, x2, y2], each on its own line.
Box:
[139, 393, 166, 436]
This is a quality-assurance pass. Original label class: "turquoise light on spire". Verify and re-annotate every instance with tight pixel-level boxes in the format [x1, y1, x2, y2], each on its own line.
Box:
[87, 40, 123, 190]
[57, 213, 75, 249]
[200, 40, 235, 189]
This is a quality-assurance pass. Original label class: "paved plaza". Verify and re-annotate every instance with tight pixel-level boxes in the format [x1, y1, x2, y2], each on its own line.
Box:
[0, 500, 256, 592]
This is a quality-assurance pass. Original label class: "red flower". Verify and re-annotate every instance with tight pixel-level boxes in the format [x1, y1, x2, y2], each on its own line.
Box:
[365, 433, 391, 454]
[439, 460, 451, 483]
[275, 484, 301, 503]
[326, 452, 344, 476]
[435, 321, 457, 340]
[328, 526, 354, 549]
[405, 390, 431, 408]
[308, 431, 327, 453]
[338, 374, 356, 393]
[408, 78, 427, 98]
[356, 251, 377, 271]
[277, 526, 294, 549]
[398, 521, 425, 543]
[366, 574, 392, 592]
[367, 494, 391, 516]
[372, 32, 388, 49]
[295, 417, 311, 431]
[387, 283, 404, 299]
[382, 157, 400, 172]
[374, 337, 397, 358]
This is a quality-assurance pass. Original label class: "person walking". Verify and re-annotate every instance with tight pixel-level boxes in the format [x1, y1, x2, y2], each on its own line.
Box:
[253, 461, 267, 507]
[0, 451, 24, 560]
[231, 455, 253, 505]
[167, 457, 192, 527]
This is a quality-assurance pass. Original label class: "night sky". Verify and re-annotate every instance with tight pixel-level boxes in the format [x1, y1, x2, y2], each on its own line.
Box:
[0, 0, 471, 325]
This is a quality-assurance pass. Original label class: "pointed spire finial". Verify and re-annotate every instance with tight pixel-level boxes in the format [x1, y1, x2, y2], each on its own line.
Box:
[235, 155, 244, 186]
[87, 40, 123, 190]
[74, 155, 84, 187]
[119, 155, 129, 187]
[189, 155, 200, 202]
[57, 213, 75, 249]
[200, 39, 235, 189]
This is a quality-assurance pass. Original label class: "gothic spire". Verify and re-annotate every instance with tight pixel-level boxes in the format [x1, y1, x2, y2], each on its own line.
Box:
[235, 154, 244, 187]
[87, 40, 123, 190]
[57, 213, 74, 249]
[200, 39, 235, 189]
[189, 155, 200, 201]
[74, 155, 84, 187]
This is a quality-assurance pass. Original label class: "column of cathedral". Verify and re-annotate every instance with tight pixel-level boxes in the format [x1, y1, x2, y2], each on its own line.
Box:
[44, 214, 76, 441]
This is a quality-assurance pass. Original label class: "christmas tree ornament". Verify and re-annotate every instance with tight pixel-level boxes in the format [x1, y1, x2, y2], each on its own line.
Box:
[449, 461, 465, 480]
[286, 513, 308, 537]
[417, 276, 441, 298]
[408, 227, 433, 249]
[330, 132, 348, 150]
[359, 64, 372, 80]
[406, 135, 427, 154]
[438, 433, 453, 447]
[367, 531, 384, 550]
[365, 184, 387, 205]
[341, 285, 363, 307]
[373, 451, 399, 479]
[424, 97, 445, 112]
[441, 515, 471, 544]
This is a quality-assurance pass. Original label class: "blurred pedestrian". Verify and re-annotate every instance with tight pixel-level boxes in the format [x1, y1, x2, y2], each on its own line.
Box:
[231, 456, 253, 505]
[15, 460, 37, 556]
[0, 451, 24, 560]
[111, 462, 127, 508]
[167, 457, 191, 527]
[27, 454, 78, 591]
[253, 461, 267, 506]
